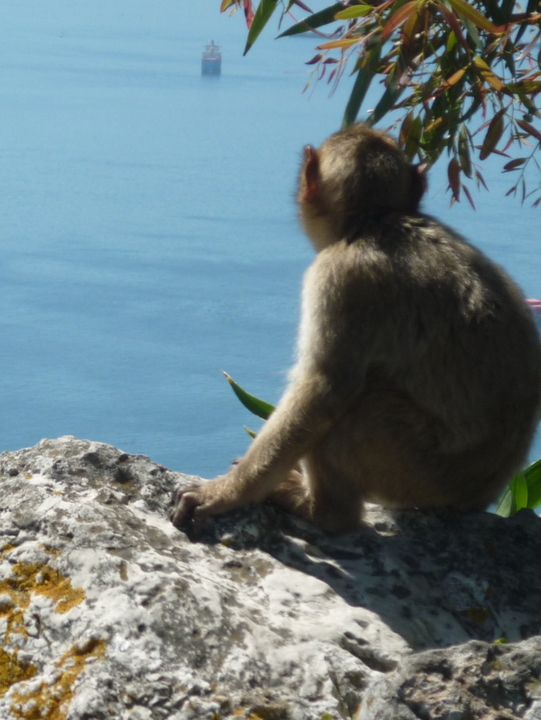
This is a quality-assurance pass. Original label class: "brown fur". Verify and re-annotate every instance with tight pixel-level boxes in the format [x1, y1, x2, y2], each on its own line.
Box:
[171, 124, 541, 535]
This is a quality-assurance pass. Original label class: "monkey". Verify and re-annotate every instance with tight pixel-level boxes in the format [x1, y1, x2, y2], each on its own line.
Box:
[171, 123, 541, 535]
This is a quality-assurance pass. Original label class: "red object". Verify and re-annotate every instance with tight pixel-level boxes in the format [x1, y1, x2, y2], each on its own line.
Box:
[244, 0, 254, 28]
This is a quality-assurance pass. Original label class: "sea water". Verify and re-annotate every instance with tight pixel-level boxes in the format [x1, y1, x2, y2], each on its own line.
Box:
[0, 0, 539, 476]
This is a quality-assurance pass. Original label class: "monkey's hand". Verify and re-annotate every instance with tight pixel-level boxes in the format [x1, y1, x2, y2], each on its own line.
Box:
[169, 473, 241, 536]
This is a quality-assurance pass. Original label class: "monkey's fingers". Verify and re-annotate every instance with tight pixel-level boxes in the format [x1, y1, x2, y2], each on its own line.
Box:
[171, 483, 199, 508]
[169, 488, 204, 533]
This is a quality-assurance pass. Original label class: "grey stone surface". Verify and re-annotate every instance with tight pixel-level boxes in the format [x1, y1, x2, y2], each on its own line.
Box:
[0, 436, 540, 719]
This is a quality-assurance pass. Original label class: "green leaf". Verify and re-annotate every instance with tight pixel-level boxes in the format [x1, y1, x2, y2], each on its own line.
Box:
[447, 0, 504, 34]
[381, 0, 418, 41]
[335, 4, 374, 20]
[462, 17, 482, 49]
[244, 0, 280, 55]
[342, 42, 381, 127]
[278, 2, 344, 37]
[446, 30, 458, 52]
[224, 372, 275, 419]
[495, 459, 541, 517]
[513, 473, 529, 511]
[523, 458, 541, 508]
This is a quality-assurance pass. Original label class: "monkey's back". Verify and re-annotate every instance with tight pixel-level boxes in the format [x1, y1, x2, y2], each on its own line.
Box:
[351, 215, 541, 467]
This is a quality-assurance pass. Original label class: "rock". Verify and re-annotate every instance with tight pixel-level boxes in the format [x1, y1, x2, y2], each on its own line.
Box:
[0, 437, 539, 720]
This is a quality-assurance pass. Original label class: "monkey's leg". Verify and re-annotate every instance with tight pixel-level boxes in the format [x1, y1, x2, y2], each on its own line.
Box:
[267, 468, 311, 519]
[310, 387, 505, 513]
[268, 455, 364, 533]
[304, 451, 366, 532]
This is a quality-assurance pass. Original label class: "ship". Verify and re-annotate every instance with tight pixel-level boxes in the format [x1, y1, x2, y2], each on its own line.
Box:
[201, 41, 221, 76]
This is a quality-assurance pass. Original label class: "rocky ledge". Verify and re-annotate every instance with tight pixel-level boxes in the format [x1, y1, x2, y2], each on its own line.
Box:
[0, 437, 540, 720]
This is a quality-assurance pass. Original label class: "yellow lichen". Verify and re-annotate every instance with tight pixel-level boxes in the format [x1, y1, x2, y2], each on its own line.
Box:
[11, 639, 106, 720]
[0, 549, 85, 642]
[0, 546, 91, 714]
[12, 564, 85, 614]
[0, 649, 37, 698]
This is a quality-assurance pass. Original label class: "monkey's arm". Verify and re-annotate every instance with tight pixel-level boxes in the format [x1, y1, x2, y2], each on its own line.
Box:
[170, 367, 357, 533]
[170, 249, 378, 534]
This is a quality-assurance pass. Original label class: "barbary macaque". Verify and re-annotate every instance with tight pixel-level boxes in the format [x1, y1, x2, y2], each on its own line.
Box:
[171, 124, 541, 535]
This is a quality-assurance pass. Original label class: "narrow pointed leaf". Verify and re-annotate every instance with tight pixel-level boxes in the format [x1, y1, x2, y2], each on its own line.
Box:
[479, 109, 505, 160]
[289, 0, 312, 11]
[446, 30, 458, 52]
[244, 0, 255, 27]
[438, 3, 470, 50]
[335, 5, 374, 19]
[496, 460, 541, 516]
[445, 67, 467, 88]
[506, 80, 541, 95]
[458, 128, 472, 177]
[516, 119, 541, 143]
[278, 2, 344, 37]
[381, 1, 417, 40]
[342, 43, 381, 127]
[513, 473, 529, 510]
[224, 372, 275, 419]
[448, 158, 461, 201]
[244, 0, 280, 54]
[401, 114, 422, 159]
[463, 183, 476, 209]
[462, 17, 481, 49]
[403, 2, 422, 41]
[503, 157, 526, 172]
[475, 169, 488, 190]
[318, 36, 363, 50]
[473, 56, 505, 92]
[523, 459, 541, 508]
[448, 0, 504, 34]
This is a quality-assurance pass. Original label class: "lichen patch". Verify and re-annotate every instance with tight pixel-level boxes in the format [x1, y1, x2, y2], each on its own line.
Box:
[0, 549, 85, 639]
[0, 546, 90, 713]
[0, 650, 37, 699]
[10, 639, 106, 720]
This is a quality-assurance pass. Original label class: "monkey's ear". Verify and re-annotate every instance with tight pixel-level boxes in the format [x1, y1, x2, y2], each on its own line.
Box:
[302, 145, 320, 202]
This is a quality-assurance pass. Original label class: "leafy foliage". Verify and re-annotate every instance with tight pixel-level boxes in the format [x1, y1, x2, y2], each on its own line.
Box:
[223, 371, 275, 419]
[220, 0, 541, 204]
[495, 458, 541, 516]
[225, 374, 541, 517]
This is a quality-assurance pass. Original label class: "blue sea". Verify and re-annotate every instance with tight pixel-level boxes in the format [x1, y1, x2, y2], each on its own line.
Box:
[1, 0, 539, 477]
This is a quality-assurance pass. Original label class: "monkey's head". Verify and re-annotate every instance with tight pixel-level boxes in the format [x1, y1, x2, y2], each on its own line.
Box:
[298, 124, 427, 250]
